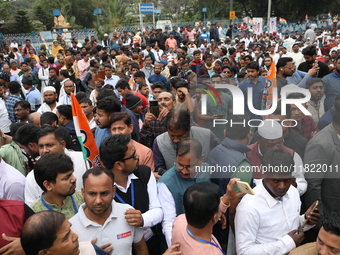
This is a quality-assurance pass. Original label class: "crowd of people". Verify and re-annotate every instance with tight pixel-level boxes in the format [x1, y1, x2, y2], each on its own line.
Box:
[1, 23, 340, 255]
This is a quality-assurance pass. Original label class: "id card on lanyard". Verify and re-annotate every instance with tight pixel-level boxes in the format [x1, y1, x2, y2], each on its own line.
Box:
[186, 228, 226, 255]
[115, 179, 135, 207]
[40, 195, 78, 214]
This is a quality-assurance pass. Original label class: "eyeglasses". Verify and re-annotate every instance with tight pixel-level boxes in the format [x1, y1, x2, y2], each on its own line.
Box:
[174, 162, 196, 171]
[223, 71, 231, 74]
[122, 150, 138, 161]
[260, 137, 284, 147]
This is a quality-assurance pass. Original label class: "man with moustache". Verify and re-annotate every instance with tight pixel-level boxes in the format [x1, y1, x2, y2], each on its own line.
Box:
[298, 45, 329, 78]
[30, 153, 83, 219]
[21, 211, 107, 255]
[306, 78, 325, 125]
[139, 92, 176, 149]
[69, 167, 148, 255]
[153, 109, 220, 173]
[58, 79, 75, 105]
[20, 125, 87, 205]
[148, 64, 167, 85]
[239, 61, 266, 120]
[37, 86, 60, 114]
[48, 67, 61, 96]
[99, 134, 162, 255]
[14, 100, 30, 123]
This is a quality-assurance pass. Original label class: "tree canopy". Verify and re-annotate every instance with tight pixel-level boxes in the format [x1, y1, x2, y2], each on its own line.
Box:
[0, 0, 338, 33]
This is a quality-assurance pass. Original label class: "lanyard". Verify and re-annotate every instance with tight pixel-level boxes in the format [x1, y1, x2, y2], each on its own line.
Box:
[115, 179, 135, 207]
[186, 228, 226, 255]
[66, 95, 69, 104]
[40, 195, 78, 214]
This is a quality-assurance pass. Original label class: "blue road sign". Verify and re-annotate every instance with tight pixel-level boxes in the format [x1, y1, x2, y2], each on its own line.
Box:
[140, 3, 154, 14]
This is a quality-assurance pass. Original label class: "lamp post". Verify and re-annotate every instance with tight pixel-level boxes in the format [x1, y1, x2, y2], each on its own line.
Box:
[93, 9, 102, 26]
[155, 9, 161, 23]
[267, 0, 272, 32]
[202, 8, 207, 26]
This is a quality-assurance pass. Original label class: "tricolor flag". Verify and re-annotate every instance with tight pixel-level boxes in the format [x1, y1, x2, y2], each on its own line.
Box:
[248, 18, 255, 26]
[279, 17, 287, 26]
[305, 14, 309, 22]
[39, 34, 50, 50]
[70, 93, 101, 168]
[328, 12, 331, 19]
[262, 61, 277, 110]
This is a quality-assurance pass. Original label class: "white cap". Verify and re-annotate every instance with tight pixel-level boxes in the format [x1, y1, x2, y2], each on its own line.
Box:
[43, 86, 56, 93]
[258, 119, 282, 140]
[104, 33, 108, 36]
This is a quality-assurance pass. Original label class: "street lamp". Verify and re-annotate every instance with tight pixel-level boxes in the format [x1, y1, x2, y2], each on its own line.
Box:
[93, 8, 102, 26]
[267, 0, 272, 32]
[202, 8, 207, 26]
[155, 9, 161, 22]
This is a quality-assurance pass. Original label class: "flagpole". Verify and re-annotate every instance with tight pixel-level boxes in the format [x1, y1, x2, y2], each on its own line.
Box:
[84, 160, 89, 171]
[267, 0, 272, 32]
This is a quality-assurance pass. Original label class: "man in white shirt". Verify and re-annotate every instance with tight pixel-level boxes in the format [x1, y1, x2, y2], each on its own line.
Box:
[69, 167, 148, 255]
[104, 64, 120, 98]
[235, 148, 320, 255]
[0, 84, 11, 133]
[23, 125, 87, 205]
[58, 79, 75, 105]
[151, 44, 164, 63]
[290, 43, 305, 67]
[0, 158, 25, 201]
[79, 98, 97, 130]
[37, 86, 59, 114]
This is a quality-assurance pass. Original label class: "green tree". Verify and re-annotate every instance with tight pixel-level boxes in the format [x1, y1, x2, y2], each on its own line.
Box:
[15, 9, 32, 33]
[100, 0, 133, 26]
[33, 0, 95, 29]
[68, 0, 95, 28]
[34, 5, 54, 30]
[0, 1, 14, 21]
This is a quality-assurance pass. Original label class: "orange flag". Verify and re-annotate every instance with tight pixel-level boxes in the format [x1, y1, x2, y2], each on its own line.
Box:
[70, 93, 100, 168]
[262, 61, 277, 109]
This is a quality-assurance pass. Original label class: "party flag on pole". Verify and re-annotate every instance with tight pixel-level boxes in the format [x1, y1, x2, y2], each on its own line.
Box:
[279, 17, 287, 25]
[70, 93, 100, 168]
[261, 61, 277, 110]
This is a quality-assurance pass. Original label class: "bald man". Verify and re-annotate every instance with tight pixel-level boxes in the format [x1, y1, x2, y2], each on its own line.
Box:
[28, 112, 41, 126]
[21, 211, 102, 255]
